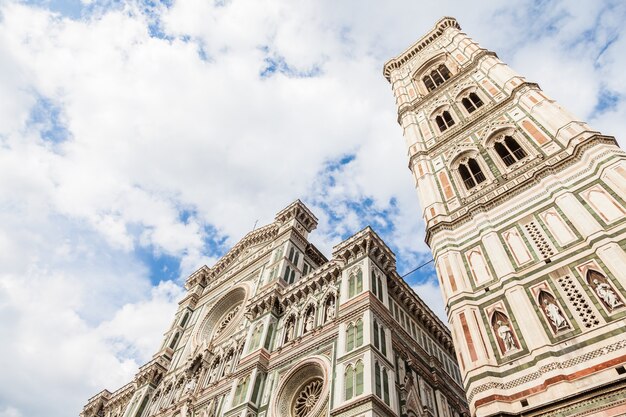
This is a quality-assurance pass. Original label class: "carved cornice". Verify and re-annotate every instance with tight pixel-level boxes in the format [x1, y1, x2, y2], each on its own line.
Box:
[332, 226, 396, 273]
[387, 269, 454, 352]
[135, 355, 170, 387]
[383, 16, 461, 81]
[185, 223, 278, 289]
[274, 199, 319, 232]
[305, 242, 328, 266]
[81, 390, 111, 417]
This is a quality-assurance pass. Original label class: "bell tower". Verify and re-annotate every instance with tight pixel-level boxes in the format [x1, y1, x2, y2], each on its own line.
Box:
[384, 17, 626, 416]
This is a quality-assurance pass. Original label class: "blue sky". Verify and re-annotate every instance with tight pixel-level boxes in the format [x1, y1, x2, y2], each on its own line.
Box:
[1, 1, 626, 416]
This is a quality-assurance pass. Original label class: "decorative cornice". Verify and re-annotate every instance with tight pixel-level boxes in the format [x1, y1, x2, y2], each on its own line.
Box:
[387, 269, 454, 352]
[274, 199, 319, 232]
[383, 16, 461, 81]
[185, 223, 278, 289]
[332, 226, 396, 273]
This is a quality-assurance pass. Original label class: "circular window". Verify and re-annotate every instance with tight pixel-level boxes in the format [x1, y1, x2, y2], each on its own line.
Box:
[272, 356, 330, 417]
[293, 378, 323, 417]
[196, 285, 248, 345]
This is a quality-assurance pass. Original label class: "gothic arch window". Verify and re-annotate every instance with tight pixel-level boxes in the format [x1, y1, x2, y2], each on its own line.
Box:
[233, 376, 250, 405]
[537, 291, 569, 333]
[249, 323, 264, 352]
[373, 320, 387, 356]
[263, 322, 274, 350]
[344, 361, 364, 400]
[490, 311, 519, 355]
[371, 271, 384, 300]
[461, 92, 484, 114]
[586, 269, 624, 311]
[458, 158, 486, 190]
[180, 311, 190, 328]
[169, 332, 180, 350]
[284, 265, 296, 285]
[348, 268, 363, 298]
[207, 357, 221, 385]
[494, 135, 527, 166]
[374, 362, 390, 404]
[346, 319, 364, 352]
[422, 64, 453, 92]
[435, 110, 455, 133]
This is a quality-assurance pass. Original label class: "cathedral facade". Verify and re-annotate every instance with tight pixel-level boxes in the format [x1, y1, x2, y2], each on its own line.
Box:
[383, 17, 626, 417]
[81, 201, 469, 417]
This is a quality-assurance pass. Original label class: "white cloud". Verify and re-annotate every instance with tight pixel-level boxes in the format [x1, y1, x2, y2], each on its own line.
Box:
[0, 1, 624, 416]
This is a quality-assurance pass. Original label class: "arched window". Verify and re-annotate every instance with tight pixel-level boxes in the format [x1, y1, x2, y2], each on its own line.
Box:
[180, 312, 190, 328]
[382, 368, 390, 405]
[344, 361, 364, 401]
[169, 332, 180, 350]
[345, 319, 363, 352]
[249, 324, 263, 351]
[346, 323, 355, 351]
[345, 365, 354, 400]
[462, 92, 484, 113]
[494, 136, 527, 166]
[233, 376, 249, 405]
[348, 273, 355, 298]
[283, 266, 296, 285]
[373, 320, 380, 349]
[355, 361, 364, 396]
[458, 158, 486, 190]
[263, 323, 274, 350]
[349, 269, 363, 298]
[422, 64, 453, 92]
[435, 111, 455, 133]
[288, 247, 295, 262]
[374, 362, 382, 398]
[371, 271, 378, 298]
[373, 319, 386, 355]
[355, 320, 363, 347]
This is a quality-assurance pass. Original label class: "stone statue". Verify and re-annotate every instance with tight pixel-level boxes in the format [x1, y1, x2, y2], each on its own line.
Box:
[184, 376, 197, 394]
[285, 319, 295, 342]
[496, 320, 517, 352]
[542, 300, 567, 329]
[325, 299, 335, 322]
[305, 311, 315, 332]
[593, 279, 623, 309]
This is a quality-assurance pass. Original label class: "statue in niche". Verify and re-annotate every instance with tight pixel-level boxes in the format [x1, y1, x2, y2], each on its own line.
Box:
[285, 318, 295, 342]
[325, 298, 336, 322]
[543, 299, 568, 329]
[588, 270, 624, 311]
[491, 311, 518, 354]
[593, 279, 622, 310]
[496, 321, 516, 352]
[304, 308, 315, 332]
[539, 291, 568, 331]
[184, 376, 197, 394]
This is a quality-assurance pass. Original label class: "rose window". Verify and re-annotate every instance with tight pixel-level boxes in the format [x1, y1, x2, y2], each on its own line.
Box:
[271, 357, 330, 417]
[293, 378, 323, 417]
[213, 305, 240, 339]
